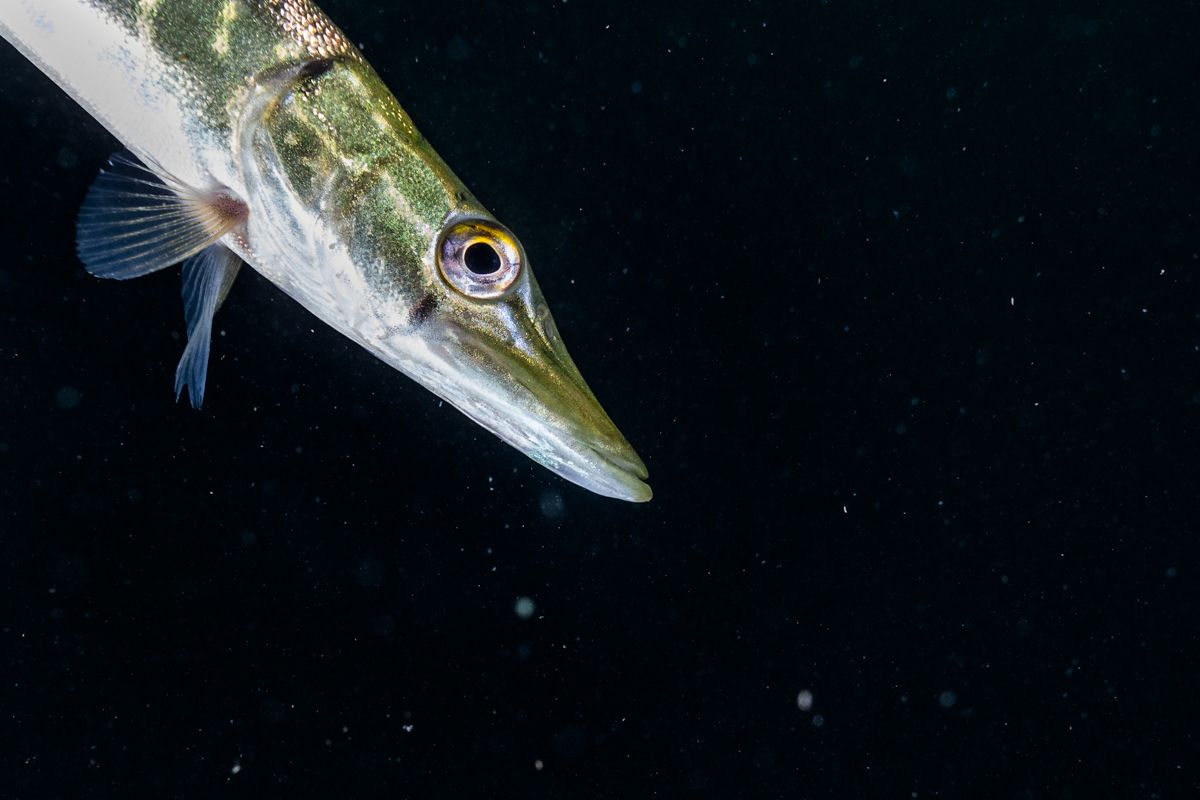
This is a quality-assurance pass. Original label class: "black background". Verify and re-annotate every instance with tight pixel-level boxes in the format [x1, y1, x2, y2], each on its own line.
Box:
[2, 1, 1198, 797]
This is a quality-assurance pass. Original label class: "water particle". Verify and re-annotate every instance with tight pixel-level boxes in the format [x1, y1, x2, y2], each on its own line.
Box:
[938, 690, 958, 708]
[55, 386, 82, 410]
[356, 558, 384, 588]
[539, 490, 566, 520]
[230, 763, 242, 775]
[631, 79, 643, 95]
[57, 146, 79, 169]
[446, 35, 470, 61]
[796, 689, 814, 711]
[811, 714, 825, 728]
[514, 596, 536, 619]
[534, 759, 544, 771]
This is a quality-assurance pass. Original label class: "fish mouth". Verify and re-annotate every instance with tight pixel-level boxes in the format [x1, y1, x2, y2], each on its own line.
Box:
[438, 325, 652, 503]
[576, 439, 652, 502]
[596, 453, 652, 502]
[523, 431, 651, 503]
[591, 442, 650, 483]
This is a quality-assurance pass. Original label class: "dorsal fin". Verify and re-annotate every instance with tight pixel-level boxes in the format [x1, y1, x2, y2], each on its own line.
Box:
[76, 150, 247, 279]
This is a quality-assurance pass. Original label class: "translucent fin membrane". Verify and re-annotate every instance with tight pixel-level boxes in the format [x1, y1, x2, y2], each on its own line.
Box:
[175, 244, 243, 409]
[76, 151, 246, 279]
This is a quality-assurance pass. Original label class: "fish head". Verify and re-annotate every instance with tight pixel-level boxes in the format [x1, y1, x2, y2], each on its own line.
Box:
[395, 213, 651, 502]
[244, 59, 651, 501]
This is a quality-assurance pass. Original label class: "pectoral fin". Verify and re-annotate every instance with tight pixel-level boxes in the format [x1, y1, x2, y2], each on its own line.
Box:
[175, 245, 243, 409]
[76, 150, 247, 279]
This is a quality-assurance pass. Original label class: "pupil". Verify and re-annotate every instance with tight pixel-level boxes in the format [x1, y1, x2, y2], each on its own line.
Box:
[464, 242, 502, 275]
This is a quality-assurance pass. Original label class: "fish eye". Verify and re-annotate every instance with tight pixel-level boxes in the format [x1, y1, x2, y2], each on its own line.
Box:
[437, 219, 523, 298]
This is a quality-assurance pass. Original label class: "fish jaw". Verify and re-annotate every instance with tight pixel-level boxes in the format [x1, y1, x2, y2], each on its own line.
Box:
[443, 298, 651, 503]
[371, 309, 652, 503]
[345, 266, 648, 503]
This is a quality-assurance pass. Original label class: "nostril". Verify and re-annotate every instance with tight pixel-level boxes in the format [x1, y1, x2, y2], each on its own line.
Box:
[536, 304, 560, 344]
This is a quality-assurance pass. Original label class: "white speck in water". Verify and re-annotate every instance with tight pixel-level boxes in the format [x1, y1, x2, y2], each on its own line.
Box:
[796, 689, 814, 711]
[230, 763, 241, 775]
[514, 596, 536, 619]
[534, 759, 544, 771]
[938, 690, 958, 708]
[402, 724, 414, 733]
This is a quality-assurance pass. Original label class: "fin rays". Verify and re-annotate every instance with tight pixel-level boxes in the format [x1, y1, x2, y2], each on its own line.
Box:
[75, 149, 247, 280]
[175, 245, 243, 409]
[75, 149, 248, 406]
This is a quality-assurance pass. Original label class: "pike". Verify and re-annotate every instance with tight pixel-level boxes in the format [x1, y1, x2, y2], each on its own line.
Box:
[0, 0, 651, 501]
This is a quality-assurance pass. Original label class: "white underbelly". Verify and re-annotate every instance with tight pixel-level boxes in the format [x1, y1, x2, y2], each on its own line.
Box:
[0, 0, 235, 192]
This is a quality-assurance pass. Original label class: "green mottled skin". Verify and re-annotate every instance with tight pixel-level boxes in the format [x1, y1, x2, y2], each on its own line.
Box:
[89, 0, 480, 298]
[97, 0, 358, 129]
[270, 61, 478, 299]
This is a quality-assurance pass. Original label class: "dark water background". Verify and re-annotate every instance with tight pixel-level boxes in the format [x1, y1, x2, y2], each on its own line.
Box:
[2, 1, 1198, 797]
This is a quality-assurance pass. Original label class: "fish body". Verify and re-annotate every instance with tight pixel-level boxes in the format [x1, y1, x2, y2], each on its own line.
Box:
[0, 0, 650, 501]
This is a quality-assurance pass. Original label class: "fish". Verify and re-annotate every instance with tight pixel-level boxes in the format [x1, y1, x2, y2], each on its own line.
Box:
[0, 0, 651, 502]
